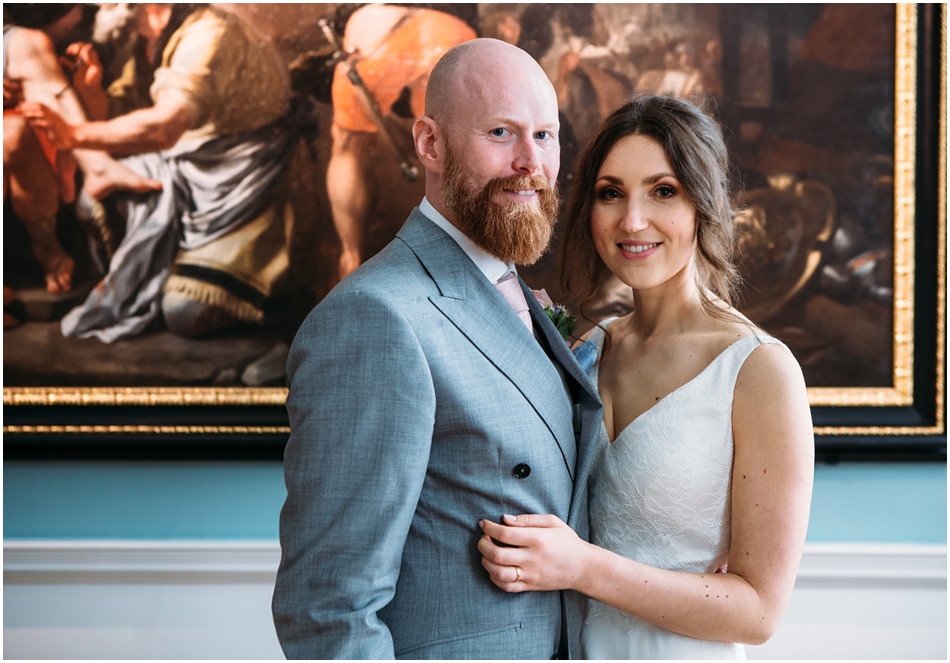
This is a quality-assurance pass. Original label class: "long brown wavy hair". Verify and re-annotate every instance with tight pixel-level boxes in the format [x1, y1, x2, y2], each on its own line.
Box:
[559, 95, 741, 324]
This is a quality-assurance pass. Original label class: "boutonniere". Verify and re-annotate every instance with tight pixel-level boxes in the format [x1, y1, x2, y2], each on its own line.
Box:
[532, 289, 577, 340]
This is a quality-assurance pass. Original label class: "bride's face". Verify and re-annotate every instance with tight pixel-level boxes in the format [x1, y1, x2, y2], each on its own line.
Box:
[589, 134, 698, 293]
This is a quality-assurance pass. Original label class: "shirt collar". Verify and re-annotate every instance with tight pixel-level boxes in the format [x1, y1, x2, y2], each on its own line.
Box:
[419, 197, 514, 284]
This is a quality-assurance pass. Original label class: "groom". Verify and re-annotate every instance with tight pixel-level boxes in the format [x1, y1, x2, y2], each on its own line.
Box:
[272, 39, 602, 659]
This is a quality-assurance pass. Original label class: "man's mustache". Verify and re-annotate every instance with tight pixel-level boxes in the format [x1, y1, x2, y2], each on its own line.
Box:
[483, 174, 554, 199]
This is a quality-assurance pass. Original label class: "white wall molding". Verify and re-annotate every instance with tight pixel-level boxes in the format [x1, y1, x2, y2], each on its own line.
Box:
[4, 540, 281, 579]
[4, 541, 946, 660]
[795, 542, 947, 588]
[5, 540, 945, 584]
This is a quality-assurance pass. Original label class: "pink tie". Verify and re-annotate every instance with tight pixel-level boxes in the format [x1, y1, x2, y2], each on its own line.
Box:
[494, 272, 533, 334]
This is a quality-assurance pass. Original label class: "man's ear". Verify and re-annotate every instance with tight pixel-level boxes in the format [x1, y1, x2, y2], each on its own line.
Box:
[413, 115, 442, 174]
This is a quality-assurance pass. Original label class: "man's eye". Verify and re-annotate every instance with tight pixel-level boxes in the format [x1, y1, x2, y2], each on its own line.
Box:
[490, 128, 508, 137]
[535, 130, 551, 140]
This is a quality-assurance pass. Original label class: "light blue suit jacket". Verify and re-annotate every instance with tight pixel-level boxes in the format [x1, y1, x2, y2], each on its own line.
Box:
[273, 209, 602, 659]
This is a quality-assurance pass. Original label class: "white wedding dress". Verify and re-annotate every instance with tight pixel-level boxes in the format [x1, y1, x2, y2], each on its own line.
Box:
[580, 319, 785, 660]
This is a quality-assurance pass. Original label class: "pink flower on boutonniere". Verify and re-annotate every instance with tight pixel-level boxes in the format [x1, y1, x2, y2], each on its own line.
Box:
[532, 289, 577, 340]
[533, 288, 555, 309]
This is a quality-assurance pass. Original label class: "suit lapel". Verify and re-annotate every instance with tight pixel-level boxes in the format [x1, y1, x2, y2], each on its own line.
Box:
[522, 280, 599, 404]
[522, 278, 604, 541]
[398, 210, 578, 478]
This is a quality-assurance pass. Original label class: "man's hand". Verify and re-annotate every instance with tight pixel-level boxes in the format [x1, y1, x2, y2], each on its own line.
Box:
[19, 102, 78, 150]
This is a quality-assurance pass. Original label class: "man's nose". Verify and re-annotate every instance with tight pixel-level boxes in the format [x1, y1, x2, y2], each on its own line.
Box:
[512, 136, 542, 176]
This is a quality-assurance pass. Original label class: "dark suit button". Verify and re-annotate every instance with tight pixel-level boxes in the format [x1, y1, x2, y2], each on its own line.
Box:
[512, 463, 531, 479]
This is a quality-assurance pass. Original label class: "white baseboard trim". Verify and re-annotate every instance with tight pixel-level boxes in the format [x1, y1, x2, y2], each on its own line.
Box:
[3, 540, 281, 581]
[794, 542, 947, 588]
[4, 540, 946, 587]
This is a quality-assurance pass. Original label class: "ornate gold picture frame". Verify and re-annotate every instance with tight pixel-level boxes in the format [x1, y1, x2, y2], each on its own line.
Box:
[3, 4, 945, 452]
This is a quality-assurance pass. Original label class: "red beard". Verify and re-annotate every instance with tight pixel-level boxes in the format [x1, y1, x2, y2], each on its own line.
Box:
[441, 143, 559, 265]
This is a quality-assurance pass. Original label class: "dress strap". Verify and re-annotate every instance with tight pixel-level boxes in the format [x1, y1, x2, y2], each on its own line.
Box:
[715, 333, 789, 396]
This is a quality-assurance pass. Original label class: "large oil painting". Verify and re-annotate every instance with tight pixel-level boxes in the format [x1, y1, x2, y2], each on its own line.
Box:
[3, 3, 944, 445]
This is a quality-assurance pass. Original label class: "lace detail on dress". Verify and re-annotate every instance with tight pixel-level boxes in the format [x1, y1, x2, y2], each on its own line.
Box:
[583, 320, 785, 636]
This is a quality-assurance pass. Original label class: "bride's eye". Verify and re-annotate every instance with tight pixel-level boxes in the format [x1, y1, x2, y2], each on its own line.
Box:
[596, 186, 622, 200]
[654, 184, 678, 199]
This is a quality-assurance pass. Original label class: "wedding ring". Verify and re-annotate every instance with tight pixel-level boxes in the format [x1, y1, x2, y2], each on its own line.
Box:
[514, 566, 522, 582]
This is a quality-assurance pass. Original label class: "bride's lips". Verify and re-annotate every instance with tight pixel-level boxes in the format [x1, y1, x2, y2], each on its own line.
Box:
[619, 241, 661, 259]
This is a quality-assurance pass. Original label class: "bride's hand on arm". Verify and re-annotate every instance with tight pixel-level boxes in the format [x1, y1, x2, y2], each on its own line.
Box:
[478, 514, 595, 593]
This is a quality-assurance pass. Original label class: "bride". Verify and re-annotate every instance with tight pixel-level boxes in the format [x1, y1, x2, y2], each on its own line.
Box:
[478, 95, 814, 659]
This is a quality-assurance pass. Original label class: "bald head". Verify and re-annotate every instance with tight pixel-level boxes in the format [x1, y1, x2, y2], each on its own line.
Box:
[412, 36, 560, 240]
[425, 38, 554, 126]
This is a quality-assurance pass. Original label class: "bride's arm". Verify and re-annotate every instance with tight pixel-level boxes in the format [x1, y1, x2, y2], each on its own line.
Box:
[478, 343, 814, 645]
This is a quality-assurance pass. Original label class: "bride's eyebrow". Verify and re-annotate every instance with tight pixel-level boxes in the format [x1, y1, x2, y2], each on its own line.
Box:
[642, 173, 677, 185]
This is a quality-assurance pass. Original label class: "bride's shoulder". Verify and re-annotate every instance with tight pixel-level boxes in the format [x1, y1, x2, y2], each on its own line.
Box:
[702, 313, 759, 349]
[705, 301, 781, 344]
[724, 321, 802, 394]
[732, 336, 809, 430]
[698, 310, 796, 373]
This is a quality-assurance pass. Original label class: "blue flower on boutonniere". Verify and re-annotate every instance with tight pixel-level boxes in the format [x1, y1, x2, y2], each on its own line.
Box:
[532, 289, 577, 341]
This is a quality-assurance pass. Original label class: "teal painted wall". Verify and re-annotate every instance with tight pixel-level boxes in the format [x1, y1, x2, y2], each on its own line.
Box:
[4, 461, 285, 540]
[3, 461, 947, 543]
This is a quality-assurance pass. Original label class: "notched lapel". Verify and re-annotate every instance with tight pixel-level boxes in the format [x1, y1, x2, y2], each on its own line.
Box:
[525, 281, 605, 535]
[396, 209, 468, 300]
